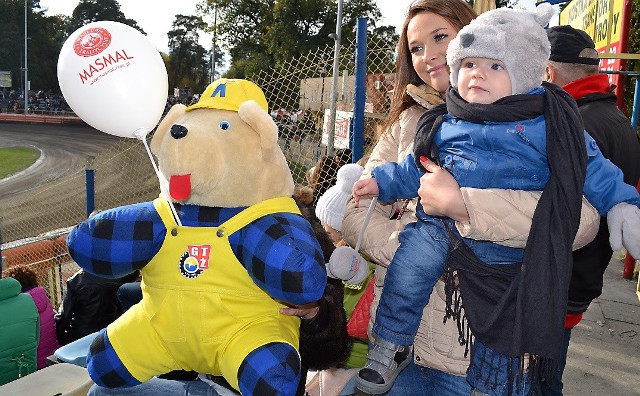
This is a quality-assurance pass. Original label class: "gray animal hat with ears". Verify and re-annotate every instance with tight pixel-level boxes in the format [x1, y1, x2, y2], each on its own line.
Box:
[447, 3, 555, 96]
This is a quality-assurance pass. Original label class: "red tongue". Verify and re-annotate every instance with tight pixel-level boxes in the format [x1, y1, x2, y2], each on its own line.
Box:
[169, 174, 191, 201]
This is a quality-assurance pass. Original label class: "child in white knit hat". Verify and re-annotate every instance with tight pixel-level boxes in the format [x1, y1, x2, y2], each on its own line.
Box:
[315, 163, 365, 245]
[352, 4, 640, 395]
[308, 162, 370, 396]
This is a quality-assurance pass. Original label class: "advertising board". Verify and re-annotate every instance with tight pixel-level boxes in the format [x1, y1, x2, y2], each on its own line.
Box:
[559, 0, 628, 102]
[0, 71, 11, 88]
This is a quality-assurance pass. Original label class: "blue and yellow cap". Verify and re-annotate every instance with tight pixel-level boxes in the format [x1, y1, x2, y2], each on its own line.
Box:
[186, 78, 268, 112]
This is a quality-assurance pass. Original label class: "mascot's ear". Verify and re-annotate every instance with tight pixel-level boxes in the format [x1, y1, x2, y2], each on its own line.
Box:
[237, 100, 279, 158]
[150, 104, 187, 155]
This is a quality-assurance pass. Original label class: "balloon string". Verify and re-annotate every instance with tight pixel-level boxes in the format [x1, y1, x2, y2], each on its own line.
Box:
[354, 197, 377, 253]
[137, 133, 183, 226]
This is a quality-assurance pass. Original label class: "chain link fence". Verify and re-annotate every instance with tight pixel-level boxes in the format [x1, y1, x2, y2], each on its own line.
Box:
[1, 137, 160, 304]
[252, 37, 396, 202]
[0, 37, 397, 305]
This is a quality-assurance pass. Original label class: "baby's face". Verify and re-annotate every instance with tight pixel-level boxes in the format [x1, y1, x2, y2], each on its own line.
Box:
[457, 57, 512, 104]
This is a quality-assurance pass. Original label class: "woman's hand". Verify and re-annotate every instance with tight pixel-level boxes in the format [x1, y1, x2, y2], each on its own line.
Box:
[418, 156, 470, 223]
[280, 302, 320, 320]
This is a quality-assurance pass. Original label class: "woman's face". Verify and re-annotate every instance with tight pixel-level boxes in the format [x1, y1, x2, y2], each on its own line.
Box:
[407, 12, 459, 94]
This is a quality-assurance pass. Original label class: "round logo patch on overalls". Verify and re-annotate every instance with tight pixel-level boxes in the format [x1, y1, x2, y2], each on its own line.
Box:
[179, 251, 203, 279]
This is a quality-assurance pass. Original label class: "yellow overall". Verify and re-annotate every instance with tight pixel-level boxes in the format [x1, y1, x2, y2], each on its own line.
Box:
[107, 197, 302, 391]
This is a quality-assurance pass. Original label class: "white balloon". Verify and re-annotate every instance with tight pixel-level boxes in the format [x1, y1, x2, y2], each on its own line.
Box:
[57, 21, 168, 138]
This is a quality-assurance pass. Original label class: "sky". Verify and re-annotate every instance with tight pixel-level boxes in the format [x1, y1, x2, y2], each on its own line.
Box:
[38, 0, 546, 54]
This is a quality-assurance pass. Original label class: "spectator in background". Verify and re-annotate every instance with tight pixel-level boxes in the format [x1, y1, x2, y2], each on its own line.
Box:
[306, 163, 372, 396]
[0, 277, 38, 385]
[541, 25, 640, 395]
[314, 164, 364, 246]
[117, 279, 144, 312]
[55, 269, 139, 345]
[307, 148, 352, 206]
[4, 264, 60, 369]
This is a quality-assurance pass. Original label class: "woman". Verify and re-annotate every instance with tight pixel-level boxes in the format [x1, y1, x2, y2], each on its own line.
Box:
[344, 3, 601, 395]
[341, 1, 477, 394]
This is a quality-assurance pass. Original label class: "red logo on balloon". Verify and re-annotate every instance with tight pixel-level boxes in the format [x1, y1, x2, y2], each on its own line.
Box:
[73, 27, 112, 57]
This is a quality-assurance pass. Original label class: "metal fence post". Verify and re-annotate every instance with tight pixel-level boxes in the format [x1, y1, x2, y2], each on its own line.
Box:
[327, 0, 344, 158]
[350, 17, 368, 163]
[85, 168, 95, 218]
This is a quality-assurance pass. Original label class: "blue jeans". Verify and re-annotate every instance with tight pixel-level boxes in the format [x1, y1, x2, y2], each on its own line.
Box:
[372, 218, 524, 345]
[539, 328, 571, 395]
[387, 357, 471, 396]
[467, 340, 530, 396]
[87, 376, 233, 396]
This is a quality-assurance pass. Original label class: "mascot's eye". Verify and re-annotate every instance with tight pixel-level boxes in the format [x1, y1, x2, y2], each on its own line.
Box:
[219, 121, 231, 130]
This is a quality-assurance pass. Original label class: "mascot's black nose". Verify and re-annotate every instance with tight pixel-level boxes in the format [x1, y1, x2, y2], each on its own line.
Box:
[460, 33, 474, 48]
[170, 124, 188, 139]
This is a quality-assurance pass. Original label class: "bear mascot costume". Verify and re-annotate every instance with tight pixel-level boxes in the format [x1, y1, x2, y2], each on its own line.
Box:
[66, 78, 330, 395]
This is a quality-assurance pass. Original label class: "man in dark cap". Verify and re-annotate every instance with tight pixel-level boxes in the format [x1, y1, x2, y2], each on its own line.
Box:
[542, 25, 640, 395]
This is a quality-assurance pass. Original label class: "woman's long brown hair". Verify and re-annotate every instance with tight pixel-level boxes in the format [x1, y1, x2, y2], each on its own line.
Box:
[382, 0, 476, 134]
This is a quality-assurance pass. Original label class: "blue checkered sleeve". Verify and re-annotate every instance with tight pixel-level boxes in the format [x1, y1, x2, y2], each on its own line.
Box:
[232, 213, 327, 305]
[237, 342, 300, 395]
[67, 202, 166, 278]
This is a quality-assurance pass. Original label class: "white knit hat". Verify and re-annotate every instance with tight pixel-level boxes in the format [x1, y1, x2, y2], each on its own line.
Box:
[447, 3, 554, 96]
[315, 163, 364, 232]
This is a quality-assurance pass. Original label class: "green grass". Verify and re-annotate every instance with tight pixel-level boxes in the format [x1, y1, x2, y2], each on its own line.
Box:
[0, 147, 40, 179]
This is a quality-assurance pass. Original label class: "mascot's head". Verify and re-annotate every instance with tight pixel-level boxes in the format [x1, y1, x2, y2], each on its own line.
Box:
[151, 78, 294, 207]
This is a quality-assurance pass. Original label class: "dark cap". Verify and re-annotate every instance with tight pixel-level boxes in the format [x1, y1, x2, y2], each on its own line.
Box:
[547, 25, 600, 65]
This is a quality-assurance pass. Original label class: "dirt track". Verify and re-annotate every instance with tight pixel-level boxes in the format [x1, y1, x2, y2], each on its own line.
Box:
[0, 122, 158, 243]
[0, 123, 121, 200]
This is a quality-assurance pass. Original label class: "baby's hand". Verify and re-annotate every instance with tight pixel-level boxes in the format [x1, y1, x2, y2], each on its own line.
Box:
[352, 178, 379, 207]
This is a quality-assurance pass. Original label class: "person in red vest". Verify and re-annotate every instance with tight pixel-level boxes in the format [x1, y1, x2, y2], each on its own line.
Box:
[540, 24, 640, 395]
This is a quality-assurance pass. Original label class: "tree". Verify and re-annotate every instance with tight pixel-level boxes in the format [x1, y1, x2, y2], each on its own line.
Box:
[0, 0, 155, 93]
[27, 11, 64, 91]
[0, 0, 63, 91]
[199, 0, 274, 78]
[210, 42, 227, 81]
[65, 0, 145, 37]
[199, 0, 388, 78]
[367, 25, 400, 74]
[166, 14, 210, 94]
[0, 0, 26, 89]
